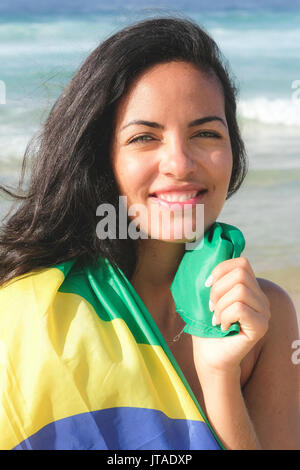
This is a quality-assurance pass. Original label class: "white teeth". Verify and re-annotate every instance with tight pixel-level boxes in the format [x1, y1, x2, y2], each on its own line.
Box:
[157, 191, 199, 202]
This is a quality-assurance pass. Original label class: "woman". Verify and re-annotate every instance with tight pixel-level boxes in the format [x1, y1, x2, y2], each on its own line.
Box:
[0, 17, 299, 450]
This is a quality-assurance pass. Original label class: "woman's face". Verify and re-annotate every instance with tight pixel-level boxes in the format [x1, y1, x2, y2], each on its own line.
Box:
[110, 61, 233, 243]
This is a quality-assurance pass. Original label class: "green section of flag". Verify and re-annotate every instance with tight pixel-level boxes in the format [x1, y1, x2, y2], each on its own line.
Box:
[54, 252, 226, 450]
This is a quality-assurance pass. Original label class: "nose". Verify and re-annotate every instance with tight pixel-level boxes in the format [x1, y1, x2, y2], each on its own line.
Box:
[158, 135, 197, 179]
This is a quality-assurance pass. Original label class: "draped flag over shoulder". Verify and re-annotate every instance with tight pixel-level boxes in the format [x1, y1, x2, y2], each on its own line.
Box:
[0, 254, 223, 450]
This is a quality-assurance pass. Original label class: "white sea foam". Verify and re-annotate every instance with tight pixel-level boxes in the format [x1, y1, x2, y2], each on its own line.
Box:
[0, 41, 95, 56]
[237, 97, 300, 126]
[210, 27, 300, 57]
[0, 17, 117, 56]
[0, 134, 31, 164]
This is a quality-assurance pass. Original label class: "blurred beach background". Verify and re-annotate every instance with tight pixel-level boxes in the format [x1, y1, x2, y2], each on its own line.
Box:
[0, 0, 299, 324]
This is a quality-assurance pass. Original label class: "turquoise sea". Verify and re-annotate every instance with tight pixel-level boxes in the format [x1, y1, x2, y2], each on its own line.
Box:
[0, 1, 299, 315]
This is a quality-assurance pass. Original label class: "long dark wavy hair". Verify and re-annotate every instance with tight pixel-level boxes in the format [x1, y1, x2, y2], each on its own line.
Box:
[0, 16, 248, 287]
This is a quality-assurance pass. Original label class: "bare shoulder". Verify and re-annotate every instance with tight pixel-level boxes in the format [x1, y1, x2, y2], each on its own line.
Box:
[242, 278, 298, 376]
[256, 277, 299, 334]
[257, 276, 297, 307]
[249, 277, 299, 367]
[243, 277, 300, 449]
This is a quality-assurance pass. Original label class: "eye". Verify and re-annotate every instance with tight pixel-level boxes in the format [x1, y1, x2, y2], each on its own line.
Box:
[128, 134, 156, 144]
[193, 131, 221, 139]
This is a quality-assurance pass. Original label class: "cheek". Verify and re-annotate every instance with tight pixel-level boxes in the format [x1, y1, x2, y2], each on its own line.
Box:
[211, 149, 233, 186]
[112, 154, 153, 199]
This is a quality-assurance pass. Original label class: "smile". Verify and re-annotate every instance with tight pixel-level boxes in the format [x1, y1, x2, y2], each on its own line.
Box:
[149, 189, 207, 207]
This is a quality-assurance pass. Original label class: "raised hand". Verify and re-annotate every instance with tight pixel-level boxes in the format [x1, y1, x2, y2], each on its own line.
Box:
[192, 256, 271, 375]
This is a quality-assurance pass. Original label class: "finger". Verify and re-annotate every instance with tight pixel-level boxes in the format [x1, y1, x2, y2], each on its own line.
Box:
[212, 283, 270, 326]
[217, 302, 269, 340]
[209, 267, 270, 313]
[206, 257, 258, 289]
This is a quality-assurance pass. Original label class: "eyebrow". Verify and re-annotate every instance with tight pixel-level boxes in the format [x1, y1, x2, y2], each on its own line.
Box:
[120, 115, 227, 132]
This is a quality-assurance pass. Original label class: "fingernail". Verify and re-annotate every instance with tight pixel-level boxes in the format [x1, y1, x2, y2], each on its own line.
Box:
[205, 275, 213, 287]
[209, 300, 214, 312]
[212, 314, 217, 326]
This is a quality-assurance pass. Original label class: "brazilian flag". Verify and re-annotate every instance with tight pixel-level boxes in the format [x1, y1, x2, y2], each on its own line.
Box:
[0, 254, 223, 450]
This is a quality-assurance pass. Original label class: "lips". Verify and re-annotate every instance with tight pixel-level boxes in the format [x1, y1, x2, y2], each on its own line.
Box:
[149, 184, 207, 198]
[149, 189, 207, 207]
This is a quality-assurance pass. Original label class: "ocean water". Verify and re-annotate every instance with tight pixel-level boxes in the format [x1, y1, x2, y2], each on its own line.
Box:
[0, 1, 299, 310]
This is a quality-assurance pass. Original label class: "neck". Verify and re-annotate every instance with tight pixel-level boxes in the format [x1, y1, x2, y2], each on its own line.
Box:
[130, 239, 185, 328]
[131, 239, 185, 289]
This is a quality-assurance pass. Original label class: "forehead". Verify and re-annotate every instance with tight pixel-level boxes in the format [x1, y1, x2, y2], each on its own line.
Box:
[114, 61, 225, 127]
